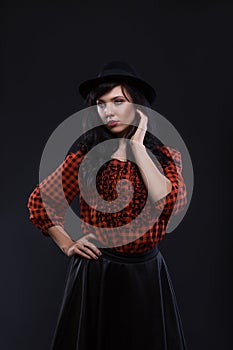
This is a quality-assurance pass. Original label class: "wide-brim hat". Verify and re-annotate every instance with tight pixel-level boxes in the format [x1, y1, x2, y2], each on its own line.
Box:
[78, 61, 156, 104]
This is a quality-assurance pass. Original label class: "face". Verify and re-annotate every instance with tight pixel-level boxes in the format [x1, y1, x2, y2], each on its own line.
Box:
[96, 85, 136, 137]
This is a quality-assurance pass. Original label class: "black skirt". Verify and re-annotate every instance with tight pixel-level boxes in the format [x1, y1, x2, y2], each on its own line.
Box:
[50, 245, 187, 350]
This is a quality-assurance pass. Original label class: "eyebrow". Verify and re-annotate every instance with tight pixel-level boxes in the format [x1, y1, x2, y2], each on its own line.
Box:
[96, 95, 126, 102]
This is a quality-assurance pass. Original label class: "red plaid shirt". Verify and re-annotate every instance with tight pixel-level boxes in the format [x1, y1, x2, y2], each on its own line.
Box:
[27, 144, 187, 253]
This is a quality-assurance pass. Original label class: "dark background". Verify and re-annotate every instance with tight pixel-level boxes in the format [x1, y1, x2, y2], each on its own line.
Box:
[1, 1, 232, 349]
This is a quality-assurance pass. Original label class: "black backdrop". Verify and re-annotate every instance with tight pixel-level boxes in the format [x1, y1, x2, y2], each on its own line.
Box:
[1, 1, 233, 349]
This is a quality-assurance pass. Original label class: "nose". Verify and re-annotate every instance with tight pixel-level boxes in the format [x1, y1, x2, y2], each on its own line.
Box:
[104, 102, 114, 117]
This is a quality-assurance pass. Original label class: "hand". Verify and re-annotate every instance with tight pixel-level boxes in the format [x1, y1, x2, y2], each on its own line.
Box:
[130, 108, 148, 145]
[65, 233, 102, 259]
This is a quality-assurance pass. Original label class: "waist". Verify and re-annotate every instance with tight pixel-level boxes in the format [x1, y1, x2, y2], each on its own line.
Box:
[100, 245, 159, 264]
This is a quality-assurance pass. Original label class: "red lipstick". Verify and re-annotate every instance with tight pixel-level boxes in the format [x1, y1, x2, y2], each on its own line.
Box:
[107, 121, 118, 127]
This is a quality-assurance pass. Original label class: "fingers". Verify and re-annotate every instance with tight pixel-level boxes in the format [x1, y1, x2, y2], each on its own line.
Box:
[136, 109, 148, 127]
[75, 245, 99, 260]
[84, 241, 102, 257]
[71, 246, 94, 259]
[68, 234, 102, 260]
[131, 109, 147, 144]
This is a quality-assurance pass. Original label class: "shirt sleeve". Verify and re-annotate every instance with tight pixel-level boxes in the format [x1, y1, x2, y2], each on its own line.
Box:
[153, 145, 187, 218]
[27, 149, 84, 236]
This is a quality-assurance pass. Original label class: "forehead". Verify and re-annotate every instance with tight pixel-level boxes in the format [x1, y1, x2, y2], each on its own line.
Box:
[98, 85, 132, 101]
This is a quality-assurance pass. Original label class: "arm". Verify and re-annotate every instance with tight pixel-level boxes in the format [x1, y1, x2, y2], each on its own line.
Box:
[130, 141, 172, 203]
[150, 145, 187, 217]
[130, 109, 187, 218]
[44, 225, 101, 258]
[27, 150, 82, 236]
[45, 225, 75, 254]
[27, 148, 102, 258]
[129, 108, 172, 203]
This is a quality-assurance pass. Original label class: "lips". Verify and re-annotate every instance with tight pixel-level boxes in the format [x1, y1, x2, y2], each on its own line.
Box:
[107, 121, 119, 127]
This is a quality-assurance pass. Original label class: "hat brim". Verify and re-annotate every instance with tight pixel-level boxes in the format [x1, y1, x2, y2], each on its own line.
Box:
[78, 74, 156, 104]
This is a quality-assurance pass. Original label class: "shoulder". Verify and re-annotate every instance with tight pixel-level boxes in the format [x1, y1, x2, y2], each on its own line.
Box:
[67, 144, 87, 159]
[161, 145, 181, 160]
[155, 144, 183, 171]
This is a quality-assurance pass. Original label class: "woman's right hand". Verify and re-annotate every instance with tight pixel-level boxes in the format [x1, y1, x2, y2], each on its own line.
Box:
[65, 233, 102, 259]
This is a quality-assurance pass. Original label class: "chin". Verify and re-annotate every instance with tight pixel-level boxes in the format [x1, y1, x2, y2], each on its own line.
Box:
[108, 126, 125, 133]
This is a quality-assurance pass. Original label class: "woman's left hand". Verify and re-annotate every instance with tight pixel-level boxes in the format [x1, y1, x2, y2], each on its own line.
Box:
[130, 108, 148, 145]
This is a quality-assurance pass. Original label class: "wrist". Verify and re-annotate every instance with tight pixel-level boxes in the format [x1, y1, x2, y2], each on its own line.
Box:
[130, 139, 145, 148]
[56, 233, 75, 254]
[61, 239, 75, 255]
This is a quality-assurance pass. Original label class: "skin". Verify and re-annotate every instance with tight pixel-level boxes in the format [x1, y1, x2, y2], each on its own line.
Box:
[96, 85, 135, 138]
[96, 85, 145, 159]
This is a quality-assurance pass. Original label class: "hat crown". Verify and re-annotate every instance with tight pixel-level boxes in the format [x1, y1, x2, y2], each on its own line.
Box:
[98, 61, 139, 78]
[78, 60, 156, 104]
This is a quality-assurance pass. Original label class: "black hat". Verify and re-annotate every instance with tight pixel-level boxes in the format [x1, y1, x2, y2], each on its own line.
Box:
[78, 61, 156, 104]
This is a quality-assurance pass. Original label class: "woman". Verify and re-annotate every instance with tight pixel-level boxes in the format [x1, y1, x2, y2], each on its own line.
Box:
[27, 61, 188, 349]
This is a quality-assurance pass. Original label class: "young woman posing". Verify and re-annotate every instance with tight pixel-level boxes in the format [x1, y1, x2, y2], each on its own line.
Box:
[28, 61, 188, 350]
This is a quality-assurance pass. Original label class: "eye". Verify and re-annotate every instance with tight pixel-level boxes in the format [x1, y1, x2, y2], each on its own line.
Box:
[97, 101, 105, 108]
[114, 99, 124, 105]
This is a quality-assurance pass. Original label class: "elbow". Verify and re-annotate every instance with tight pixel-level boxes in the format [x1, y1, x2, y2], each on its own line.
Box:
[172, 184, 188, 215]
[154, 181, 187, 217]
[152, 178, 172, 203]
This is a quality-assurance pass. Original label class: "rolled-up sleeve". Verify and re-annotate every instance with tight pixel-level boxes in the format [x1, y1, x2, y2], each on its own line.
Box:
[27, 150, 83, 236]
[154, 145, 187, 218]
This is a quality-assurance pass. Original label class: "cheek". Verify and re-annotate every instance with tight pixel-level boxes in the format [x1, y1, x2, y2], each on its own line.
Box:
[125, 106, 135, 122]
[97, 107, 101, 116]
[97, 108, 104, 121]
